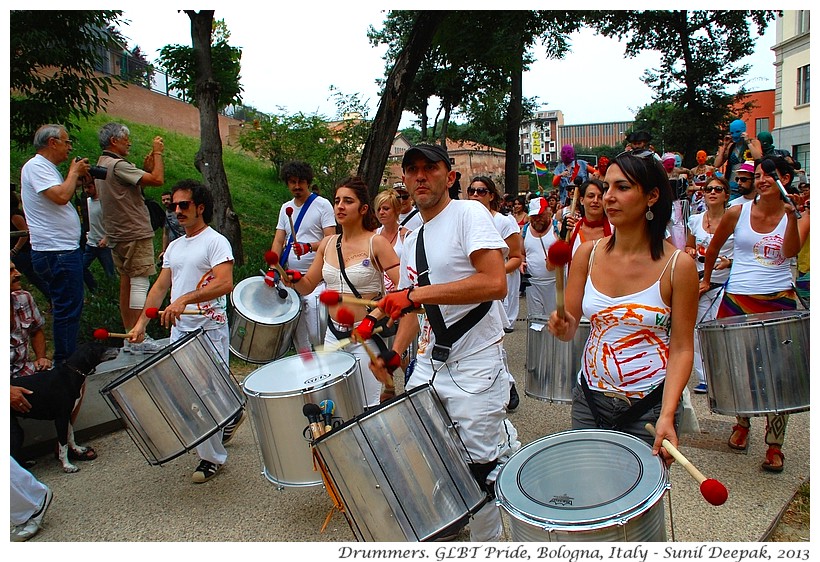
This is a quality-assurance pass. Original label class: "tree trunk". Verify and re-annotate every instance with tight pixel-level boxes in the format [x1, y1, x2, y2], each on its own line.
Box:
[186, 10, 244, 265]
[357, 11, 446, 200]
[504, 44, 524, 196]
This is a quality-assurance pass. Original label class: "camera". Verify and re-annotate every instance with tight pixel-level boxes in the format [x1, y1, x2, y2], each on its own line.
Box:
[89, 166, 107, 180]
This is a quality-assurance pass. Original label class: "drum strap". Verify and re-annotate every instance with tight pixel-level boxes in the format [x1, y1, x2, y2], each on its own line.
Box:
[580, 376, 665, 430]
[468, 460, 499, 498]
[416, 226, 492, 362]
[280, 193, 318, 267]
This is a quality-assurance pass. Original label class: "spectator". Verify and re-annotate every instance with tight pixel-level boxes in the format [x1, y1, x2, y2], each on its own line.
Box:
[10, 456, 53, 542]
[159, 191, 185, 263]
[81, 175, 115, 292]
[10, 191, 50, 302]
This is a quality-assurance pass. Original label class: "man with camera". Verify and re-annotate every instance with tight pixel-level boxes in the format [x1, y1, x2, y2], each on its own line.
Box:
[20, 124, 89, 363]
[95, 122, 166, 352]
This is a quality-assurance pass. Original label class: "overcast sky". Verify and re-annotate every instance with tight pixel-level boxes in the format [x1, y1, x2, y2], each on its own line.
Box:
[116, 7, 777, 130]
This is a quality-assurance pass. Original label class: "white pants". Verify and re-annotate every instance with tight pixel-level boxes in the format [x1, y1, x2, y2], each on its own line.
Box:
[324, 323, 382, 409]
[293, 283, 326, 351]
[693, 285, 724, 385]
[10, 456, 48, 525]
[407, 342, 519, 541]
[525, 279, 556, 320]
[171, 325, 230, 465]
[502, 269, 521, 329]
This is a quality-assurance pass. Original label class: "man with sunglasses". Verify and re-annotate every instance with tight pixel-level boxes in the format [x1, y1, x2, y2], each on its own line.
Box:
[728, 161, 756, 206]
[395, 183, 424, 231]
[96, 122, 167, 353]
[128, 180, 240, 483]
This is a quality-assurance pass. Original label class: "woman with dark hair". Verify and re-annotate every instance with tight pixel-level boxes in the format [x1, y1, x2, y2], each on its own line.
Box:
[685, 175, 733, 395]
[566, 179, 612, 257]
[10, 192, 51, 301]
[701, 156, 805, 472]
[289, 176, 400, 408]
[512, 196, 529, 230]
[548, 149, 699, 463]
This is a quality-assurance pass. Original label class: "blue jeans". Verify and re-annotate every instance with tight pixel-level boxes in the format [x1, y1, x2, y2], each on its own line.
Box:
[82, 244, 115, 291]
[31, 248, 84, 362]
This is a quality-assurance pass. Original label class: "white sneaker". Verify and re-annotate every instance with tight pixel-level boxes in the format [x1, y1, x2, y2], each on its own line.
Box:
[129, 336, 163, 354]
[11, 486, 52, 542]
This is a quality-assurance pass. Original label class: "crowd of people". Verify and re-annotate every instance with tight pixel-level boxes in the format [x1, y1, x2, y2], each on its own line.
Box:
[10, 120, 810, 541]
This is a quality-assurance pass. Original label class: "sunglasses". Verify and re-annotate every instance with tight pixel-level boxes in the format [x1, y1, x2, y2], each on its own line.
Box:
[736, 176, 753, 183]
[703, 186, 726, 193]
[467, 187, 490, 196]
[171, 200, 195, 210]
[396, 193, 410, 200]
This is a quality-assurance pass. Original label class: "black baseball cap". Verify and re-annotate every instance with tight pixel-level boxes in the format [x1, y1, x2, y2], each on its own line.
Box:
[627, 130, 652, 143]
[401, 144, 452, 170]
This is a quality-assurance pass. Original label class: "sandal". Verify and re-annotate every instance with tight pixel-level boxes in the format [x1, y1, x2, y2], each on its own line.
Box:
[728, 424, 749, 451]
[762, 446, 785, 473]
[68, 446, 97, 461]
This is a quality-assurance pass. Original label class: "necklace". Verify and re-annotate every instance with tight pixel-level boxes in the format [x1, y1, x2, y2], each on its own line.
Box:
[704, 210, 724, 234]
[186, 224, 207, 238]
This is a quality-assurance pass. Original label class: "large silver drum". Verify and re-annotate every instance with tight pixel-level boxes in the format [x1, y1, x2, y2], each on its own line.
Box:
[100, 329, 245, 465]
[230, 276, 301, 363]
[497, 429, 669, 542]
[313, 384, 487, 542]
[697, 310, 810, 416]
[242, 351, 364, 488]
[526, 317, 590, 403]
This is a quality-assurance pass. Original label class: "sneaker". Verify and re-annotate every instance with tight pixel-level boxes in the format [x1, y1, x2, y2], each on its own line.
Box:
[508, 384, 520, 412]
[11, 486, 53, 542]
[128, 336, 162, 354]
[221, 408, 247, 446]
[192, 460, 221, 483]
[693, 383, 708, 394]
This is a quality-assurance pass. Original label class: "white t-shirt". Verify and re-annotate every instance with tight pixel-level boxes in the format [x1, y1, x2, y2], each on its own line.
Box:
[687, 211, 734, 284]
[276, 195, 335, 273]
[492, 211, 519, 241]
[400, 200, 508, 362]
[86, 197, 107, 247]
[523, 225, 559, 284]
[729, 195, 755, 207]
[163, 226, 234, 332]
[20, 154, 81, 251]
[399, 208, 424, 231]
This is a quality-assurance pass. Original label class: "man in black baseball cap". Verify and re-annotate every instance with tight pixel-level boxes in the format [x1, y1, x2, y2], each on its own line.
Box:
[626, 130, 652, 150]
[401, 144, 452, 170]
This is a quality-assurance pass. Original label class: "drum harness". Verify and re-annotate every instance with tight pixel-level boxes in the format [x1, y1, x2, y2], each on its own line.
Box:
[416, 226, 500, 497]
[279, 193, 317, 267]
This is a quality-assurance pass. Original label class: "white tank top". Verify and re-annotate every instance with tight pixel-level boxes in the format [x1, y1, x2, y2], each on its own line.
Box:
[581, 241, 679, 399]
[726, 200, 793, 294]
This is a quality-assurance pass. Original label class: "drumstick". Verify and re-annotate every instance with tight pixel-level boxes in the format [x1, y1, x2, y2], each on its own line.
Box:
[145, 307, 204, 319]
[319, 289, 424, 312]
[317, 326, 385, 352]
[93, 328, 130, 340]
[547, 241, 572, 320]
[645, 423, 728, 506]
[264, 250, 291, 281]
[285, 207, 300, 260]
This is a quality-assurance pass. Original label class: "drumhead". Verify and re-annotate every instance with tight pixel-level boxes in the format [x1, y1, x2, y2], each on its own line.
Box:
[697, 310, 809, 331]
[231, 276, 301, 324]
[242, 351, 357, 397]
[496, 429, 667, 530]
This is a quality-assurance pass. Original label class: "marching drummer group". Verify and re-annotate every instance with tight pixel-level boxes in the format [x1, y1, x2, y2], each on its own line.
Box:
[11, 122, 809, 541]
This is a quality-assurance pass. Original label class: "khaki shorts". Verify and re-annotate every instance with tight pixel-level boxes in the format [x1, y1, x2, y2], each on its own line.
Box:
[111, 237, 157, 278]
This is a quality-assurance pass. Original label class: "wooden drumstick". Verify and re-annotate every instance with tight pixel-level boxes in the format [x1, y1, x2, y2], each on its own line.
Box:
[547, 241, 572, 320]
[93, 328, 130, 339]
[319, 326, 385, 352]
[645, 423, 728, 506]
[285, 206, 301, 260]
[145, 307, 204, 319]
[264, 250, 292, 280]
[319, 289, 424, 312]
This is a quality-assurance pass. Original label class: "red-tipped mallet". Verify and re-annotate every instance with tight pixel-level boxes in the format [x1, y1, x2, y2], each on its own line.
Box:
[547, 240, 573, 320]
[264, 250, 291, 280]
[319, 289, 381, 308]
[145, 307, 203, 319]
[335, 306, 356, 327]
[93, 328, 130, 340]
[285, 207, 300, 260]
[645, 423, 728, 506]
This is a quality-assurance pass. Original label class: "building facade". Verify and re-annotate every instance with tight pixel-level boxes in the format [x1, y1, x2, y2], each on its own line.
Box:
[519, 110, 563, 170]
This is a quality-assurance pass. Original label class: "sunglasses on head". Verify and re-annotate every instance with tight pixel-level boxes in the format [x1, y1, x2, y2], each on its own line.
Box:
[467, 187, 489, 196]
[703, 186, 725, 193]
[615, 149, 662, 161]
[171, 200, 195, 210]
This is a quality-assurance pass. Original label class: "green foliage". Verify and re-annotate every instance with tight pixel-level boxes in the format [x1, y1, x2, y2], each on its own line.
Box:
[10, 10, 127, 149]
[157, 18, 243, 110]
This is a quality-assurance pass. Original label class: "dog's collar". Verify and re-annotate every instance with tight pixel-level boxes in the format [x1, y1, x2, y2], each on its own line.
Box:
[64, 363, 93, 377]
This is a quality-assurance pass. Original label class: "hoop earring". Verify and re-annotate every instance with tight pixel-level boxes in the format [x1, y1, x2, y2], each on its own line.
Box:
[645, 206, 654, 221]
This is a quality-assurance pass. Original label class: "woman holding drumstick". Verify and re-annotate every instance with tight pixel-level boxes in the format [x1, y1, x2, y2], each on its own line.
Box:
[548, 149, 699, 464]
[285, 176, 400, 409]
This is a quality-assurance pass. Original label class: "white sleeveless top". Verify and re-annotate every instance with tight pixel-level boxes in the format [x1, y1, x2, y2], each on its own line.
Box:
[726, 200, 793, 294]
[581, 241, 679, 399]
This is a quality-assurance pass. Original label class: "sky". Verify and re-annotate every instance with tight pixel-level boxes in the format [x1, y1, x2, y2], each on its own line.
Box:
[116, 7, 778, 129]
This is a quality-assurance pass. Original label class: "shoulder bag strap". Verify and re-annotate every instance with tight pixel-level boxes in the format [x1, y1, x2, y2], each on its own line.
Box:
[280, 192, 318, 267]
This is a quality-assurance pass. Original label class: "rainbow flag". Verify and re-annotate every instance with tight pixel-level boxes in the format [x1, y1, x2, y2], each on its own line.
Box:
[533, 160, 548, 176]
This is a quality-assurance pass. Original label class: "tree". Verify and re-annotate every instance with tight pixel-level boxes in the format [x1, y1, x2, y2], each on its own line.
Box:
[10, 10, 126, 148]
[588, 10, 776, 166]
[183, 10, 244, 264]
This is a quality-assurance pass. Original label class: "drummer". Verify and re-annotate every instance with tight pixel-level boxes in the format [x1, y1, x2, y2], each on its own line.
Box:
[701, 156, 805, 473]
[128, 179, 243, 484]
[372, 143, 519, 542]
[284, 176, 400, 409]
[548, 149, 699, 464]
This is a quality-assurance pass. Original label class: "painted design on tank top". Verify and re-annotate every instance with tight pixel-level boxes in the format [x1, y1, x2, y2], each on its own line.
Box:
[197, 269, 227, 323]
[753, 234, 785, 267]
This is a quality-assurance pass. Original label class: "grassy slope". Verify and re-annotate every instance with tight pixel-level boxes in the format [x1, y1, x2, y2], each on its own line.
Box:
[10, 113, 292, 350]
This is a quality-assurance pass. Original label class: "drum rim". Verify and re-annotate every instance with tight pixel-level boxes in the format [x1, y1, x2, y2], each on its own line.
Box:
[230, 276, 301, 324]
[496, 429, 668, 529]
[696, 310, 809, 330]
[241, 350, 358, 397]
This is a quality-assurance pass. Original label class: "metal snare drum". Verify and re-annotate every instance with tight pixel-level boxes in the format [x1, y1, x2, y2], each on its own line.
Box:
[229, 276, 301, 363]
[313, 384, 487, 542]
[100, 329, 245, 465]
[496, 429, 669, 542]
[697, 310, 810, 416]
[526, 317, 590, 403]
[242, 351, 364, 488]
